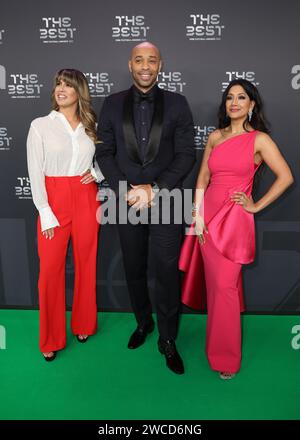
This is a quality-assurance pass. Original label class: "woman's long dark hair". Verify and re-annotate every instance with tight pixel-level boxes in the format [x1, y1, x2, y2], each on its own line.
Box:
[218, 79, 270, 194]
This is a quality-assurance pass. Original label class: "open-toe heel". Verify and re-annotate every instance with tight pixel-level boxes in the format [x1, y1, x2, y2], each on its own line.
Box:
[219, 372, 236, 380]
[76, 335, 89, 343]
[43, 351, 57, 362]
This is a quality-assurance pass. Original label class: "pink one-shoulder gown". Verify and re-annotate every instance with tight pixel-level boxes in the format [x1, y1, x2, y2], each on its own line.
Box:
[179, 130, 261, 373]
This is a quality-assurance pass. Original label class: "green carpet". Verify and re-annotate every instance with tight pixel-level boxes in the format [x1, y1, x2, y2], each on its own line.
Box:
[0, 310, 299, 420]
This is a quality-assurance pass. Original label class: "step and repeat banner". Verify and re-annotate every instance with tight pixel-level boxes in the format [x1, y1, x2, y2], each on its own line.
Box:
[0, 0, 299, 312]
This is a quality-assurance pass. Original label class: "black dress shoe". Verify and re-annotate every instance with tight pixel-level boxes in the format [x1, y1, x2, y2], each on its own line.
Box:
[158, 338, 184, 375]
[128, 320, 155, 349]
[43, 351, 57, 362]
[76, 335, 89, 343]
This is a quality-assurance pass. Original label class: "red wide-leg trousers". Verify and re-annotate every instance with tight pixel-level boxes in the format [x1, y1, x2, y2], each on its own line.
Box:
[37, 176, 100, 353]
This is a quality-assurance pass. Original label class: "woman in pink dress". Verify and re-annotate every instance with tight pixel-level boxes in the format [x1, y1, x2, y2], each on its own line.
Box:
[180, 79, 294, 379]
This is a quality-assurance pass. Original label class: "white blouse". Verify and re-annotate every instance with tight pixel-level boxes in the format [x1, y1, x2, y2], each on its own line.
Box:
[27, 110, 104, 232]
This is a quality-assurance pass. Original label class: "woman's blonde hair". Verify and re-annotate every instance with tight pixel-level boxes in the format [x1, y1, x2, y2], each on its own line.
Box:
[51, 68, 100, 143]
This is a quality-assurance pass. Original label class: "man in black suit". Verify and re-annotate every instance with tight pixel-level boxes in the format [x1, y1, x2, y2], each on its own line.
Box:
[96, 42, 195, 374]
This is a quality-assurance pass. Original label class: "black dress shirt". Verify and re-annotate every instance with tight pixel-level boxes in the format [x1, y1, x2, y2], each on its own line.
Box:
[133, 84, 158, 161]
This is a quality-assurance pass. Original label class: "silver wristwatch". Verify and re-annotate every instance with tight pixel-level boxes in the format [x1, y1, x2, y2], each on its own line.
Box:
[151, 182, 160, 194]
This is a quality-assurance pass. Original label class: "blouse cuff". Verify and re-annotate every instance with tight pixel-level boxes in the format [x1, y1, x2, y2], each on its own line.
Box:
[90, 163, 105, 183]
[39, 206, 60, 232]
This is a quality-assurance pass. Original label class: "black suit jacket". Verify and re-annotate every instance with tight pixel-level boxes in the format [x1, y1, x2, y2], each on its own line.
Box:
[96, 85, 196, 195]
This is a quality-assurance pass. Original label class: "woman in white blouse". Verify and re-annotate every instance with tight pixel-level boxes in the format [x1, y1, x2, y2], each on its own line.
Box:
[27, 69, 103, 361]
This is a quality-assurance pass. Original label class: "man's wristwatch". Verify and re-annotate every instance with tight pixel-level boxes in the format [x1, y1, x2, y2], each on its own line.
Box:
[151, 182, 160, 195]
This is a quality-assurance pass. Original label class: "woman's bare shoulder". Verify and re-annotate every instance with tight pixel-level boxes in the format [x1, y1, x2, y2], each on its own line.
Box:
[208, 129, 223, 148]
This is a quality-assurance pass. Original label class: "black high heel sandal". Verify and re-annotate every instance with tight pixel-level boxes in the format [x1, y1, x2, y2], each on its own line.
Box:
[43, 351, 57, 362]
[76, 335, 89, 343]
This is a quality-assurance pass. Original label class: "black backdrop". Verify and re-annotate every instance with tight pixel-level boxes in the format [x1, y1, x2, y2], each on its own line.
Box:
[0, 0, 299, 312]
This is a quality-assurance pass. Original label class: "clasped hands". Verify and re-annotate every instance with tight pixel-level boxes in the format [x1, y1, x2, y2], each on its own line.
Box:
[125, 184, 155, 211]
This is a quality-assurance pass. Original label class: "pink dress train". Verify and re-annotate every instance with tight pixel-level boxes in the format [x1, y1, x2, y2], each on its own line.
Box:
[179, 131, 260, 373]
